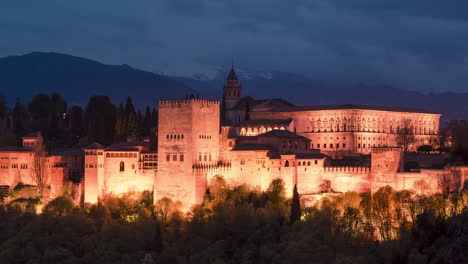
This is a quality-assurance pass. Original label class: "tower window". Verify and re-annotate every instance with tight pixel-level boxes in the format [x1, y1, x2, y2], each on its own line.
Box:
[120, 161, 125, 172]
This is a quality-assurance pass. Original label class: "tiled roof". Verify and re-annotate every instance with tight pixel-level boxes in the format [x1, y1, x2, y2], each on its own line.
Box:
[266, 104, 436, 114]
[49, 148, 83, 156]
[232, 144, 275, 151]
[257, 130, 310, 141]
[85, 142, 104, 149]
[232, 96, 295, 111]
[295, 153, 329, 159]
[106, 147, 140, 152]
[236, 118, 292, 126]
[105, 141, 150, 151]
[22, 132, 39, 138]
[329, 155, 370, 167]
[0, 146, 30, 152]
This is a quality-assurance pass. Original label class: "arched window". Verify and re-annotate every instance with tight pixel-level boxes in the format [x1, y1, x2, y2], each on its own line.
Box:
[285, 160, 290, 167]
[120, 161, 125, 172]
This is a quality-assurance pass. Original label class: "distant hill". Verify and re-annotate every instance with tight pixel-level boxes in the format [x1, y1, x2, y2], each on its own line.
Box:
[1, 52, 467, 124]
[175, 69, 468, 124]
[0, 52, 195, 108]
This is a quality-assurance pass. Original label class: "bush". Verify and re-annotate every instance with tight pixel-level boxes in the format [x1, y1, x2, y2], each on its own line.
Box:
[44, 196, 75, 216]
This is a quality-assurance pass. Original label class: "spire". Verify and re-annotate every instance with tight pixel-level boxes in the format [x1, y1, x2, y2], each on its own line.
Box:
[227, 65, 238, 81]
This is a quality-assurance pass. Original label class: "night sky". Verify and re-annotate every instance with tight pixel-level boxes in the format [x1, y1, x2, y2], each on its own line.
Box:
[1, 1, 468, 92]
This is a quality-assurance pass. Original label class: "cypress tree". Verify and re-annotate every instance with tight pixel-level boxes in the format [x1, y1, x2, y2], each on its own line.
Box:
[114, 102, 126, 141]
[125, 96, 135, 116]
[127, 112, 139, 141]
[290, 184, 301, 224]
[143, 106, 152, 138]
[151, 108, 158, 129]
[153, 221, 163, 253]
[13, 98, 26, 145]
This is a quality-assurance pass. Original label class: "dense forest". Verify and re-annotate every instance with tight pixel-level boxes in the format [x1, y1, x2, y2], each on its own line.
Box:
[0, 177, 466, 264]
[0, 93, 158, 148]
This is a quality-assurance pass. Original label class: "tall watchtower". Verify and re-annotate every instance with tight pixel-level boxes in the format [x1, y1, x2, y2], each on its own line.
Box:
[222, 66, 242, 110]
[155, 98, 220, 209]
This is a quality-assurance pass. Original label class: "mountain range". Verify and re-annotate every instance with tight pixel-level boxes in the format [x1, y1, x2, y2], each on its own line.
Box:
[0, 52, 467, 124]
[0, 52, 194, 108]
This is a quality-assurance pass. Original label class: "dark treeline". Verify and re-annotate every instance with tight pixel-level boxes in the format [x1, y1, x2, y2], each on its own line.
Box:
[0, 177, 466, 264]
[0, 93, 158, 148]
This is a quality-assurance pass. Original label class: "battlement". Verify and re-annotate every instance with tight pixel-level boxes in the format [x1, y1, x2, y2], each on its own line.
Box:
[371, 147, 402, 153]
[159, 99, 220, 108]
[324, 166, 370, 173]
[192, 161, 232, 172]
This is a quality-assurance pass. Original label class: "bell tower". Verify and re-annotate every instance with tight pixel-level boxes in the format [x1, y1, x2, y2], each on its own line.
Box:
[222, 66, 242, 109]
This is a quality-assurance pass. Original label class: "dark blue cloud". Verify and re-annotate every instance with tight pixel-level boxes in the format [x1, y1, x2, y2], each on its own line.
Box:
[0, 1, 467, 92]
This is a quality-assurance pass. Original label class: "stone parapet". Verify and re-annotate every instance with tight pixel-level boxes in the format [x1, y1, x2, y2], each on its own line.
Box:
[324, 166, 370, 173]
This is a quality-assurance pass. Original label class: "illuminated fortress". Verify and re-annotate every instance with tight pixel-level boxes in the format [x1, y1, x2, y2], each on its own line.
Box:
[1, 68, 466, 209]
[151, 68, 464, 208]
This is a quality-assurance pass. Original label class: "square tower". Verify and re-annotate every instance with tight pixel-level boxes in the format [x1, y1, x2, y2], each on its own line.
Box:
[370, 147, 403, 192]
[155, 99, 220, 209]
